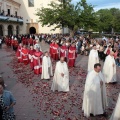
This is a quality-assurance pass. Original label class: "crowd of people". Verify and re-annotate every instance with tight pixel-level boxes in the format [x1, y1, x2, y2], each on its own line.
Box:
[0, 33, 120, 119]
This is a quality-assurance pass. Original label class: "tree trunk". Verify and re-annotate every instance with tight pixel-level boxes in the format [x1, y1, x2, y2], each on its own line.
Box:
[70, 30, 75, 37]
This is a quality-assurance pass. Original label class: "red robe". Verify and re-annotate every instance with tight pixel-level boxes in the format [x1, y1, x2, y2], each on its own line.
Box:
[49, 43, 54, 58]
[16, 46, 23, 63]
[33, 51, 43, 75]
[11, 39, 14, 46]
[21, 48, 29, 65]
[52, 43, 59, 60]
[60, 45, 68, 61]
[29, 49, 35, 70]
[29, 38, 33, 46]
[8, 38, 11, 47]
[22, 37, 26, 45]
[68, 46, 77, 67]
[14, 40, 18, 49]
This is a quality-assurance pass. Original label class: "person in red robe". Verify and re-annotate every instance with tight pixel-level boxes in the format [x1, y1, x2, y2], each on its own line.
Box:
[33, 47, 43, 75]
[13, 38, 19, 51]
[52, 41, 59, 60]
[68, 42, 77, 67]
[49, 41, 55, 58]
[29, 37, 33, 46]
[16, 43, 23, 63]
[8, 37, 11, 47]
[60, 42, 68, 62]
[29, 46, 35, 70]
[21, 45, 29, 65]
[22, 37, 26, 45]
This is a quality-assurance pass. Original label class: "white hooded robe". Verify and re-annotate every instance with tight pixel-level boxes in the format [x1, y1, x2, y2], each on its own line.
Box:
[82, 70, 107, 118]
[41, 56, 53, 79]
[51, 61, 69, 92]
[88, 49, 99, 72]
[103, 55, 116, 83]
[110, 93, 120, 120]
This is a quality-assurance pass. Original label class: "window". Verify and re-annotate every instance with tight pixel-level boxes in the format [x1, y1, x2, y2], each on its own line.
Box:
[8, 9, 10, 15]
[15, 11, 17, 17]
[28, 0, 34, 7]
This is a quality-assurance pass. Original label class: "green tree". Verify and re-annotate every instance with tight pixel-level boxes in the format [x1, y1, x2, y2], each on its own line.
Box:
[95, 8, 120, 33]
[36, 0, 95, 36]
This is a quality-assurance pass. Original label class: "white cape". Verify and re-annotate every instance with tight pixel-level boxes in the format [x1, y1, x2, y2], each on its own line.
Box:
[110, 93, 120, 120]
[82, 70, 107, 118]
[103, 55, 116, 83]
[51, 61, 69, 92]
[88, 49, 99, 72]
[41, 56, 53, 79]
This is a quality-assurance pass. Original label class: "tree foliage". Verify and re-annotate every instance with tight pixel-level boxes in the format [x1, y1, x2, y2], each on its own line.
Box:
[36, 0, 95, 36]
[95, 8, 120, 33]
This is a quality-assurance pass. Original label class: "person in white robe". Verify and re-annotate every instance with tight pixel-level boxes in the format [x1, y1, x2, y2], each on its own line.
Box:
[51, 57, 69, 92]
[103, 51, 116, 83]
[110, 93, 120, 120]
[82, 63, 108, 118]
[41, 51, 53, 80]
[88, 44, 99, 72]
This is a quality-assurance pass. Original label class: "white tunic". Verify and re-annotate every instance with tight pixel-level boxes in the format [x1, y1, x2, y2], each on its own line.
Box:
[82, 70, 107, 118]
[110, 93, 120, 120]
[103, 55, 116, 83]
[41, 56, 53, 79]
[88, 49, 99, 72]
[51, 61, 69, 92]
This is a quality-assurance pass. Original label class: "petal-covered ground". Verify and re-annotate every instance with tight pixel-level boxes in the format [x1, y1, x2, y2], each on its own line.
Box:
[0, 43, 120, 120]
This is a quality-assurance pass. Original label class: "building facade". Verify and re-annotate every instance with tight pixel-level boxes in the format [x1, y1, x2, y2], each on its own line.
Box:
[0, 0, 68, 36]
[0, 0, 23, 36]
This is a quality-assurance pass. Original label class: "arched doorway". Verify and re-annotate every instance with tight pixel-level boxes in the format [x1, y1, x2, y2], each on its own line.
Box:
[16, 26, 19, 35]
[0, 25, 3, 36]
[29, 27, 36, 34]
[8, 25, 13, 36]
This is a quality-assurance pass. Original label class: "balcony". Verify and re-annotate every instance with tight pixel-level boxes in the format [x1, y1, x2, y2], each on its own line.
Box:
[0, 15, 23, 24]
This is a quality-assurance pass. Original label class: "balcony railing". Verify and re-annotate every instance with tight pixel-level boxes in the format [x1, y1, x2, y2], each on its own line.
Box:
[0, 15, 23, 23]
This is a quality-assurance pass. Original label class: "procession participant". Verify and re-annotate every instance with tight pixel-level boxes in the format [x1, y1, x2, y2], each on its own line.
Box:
[82, 63, 107, 118]
[16, 43, 23, 63]
[49, 40, 55, 58]
[52, 41, 59, 60]
[103, 51, 116, 83]
[110, 93, 120, 120]
[21, 45, 29, 65]
[13, 37, 18, 51]
[88, 44, 99, 72]
[103, 44, 112, 61]
[33, 47, 43, 75]
[0, 84, 16, 120]
[60, 42, 68, 62]
[28, 46, 35, 70]
[51, 57, 69, 92]
[22, 36, 26, 45]
[34, 39, 42, 51]
[8, 37, 11, 47]
[11, 36, 15, 50]
[41, 51, 53, 80]
[29, 36, 33, 46]
[68, 42, 77, 67]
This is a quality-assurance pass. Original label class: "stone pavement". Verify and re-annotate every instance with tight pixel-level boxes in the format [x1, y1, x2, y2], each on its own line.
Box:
[0, 43, 120, 120]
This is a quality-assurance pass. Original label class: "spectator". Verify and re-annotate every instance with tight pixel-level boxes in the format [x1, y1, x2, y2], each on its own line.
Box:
[0, 84, 16, 120]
